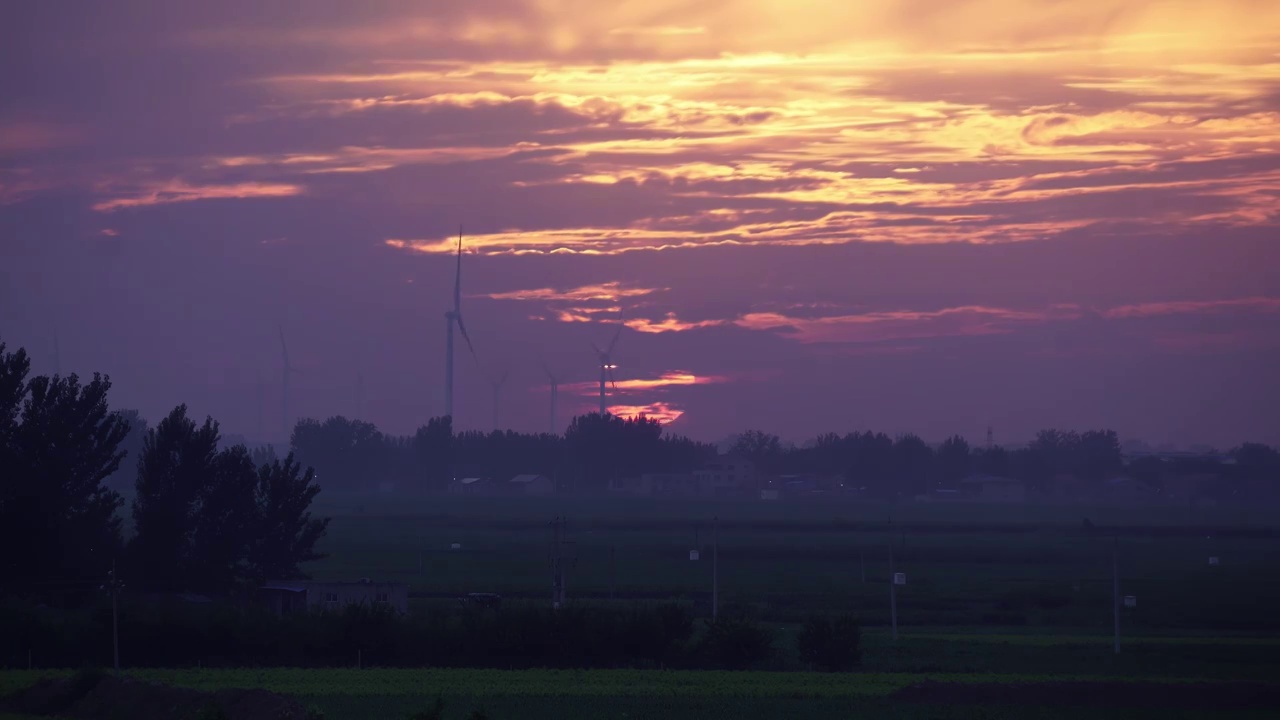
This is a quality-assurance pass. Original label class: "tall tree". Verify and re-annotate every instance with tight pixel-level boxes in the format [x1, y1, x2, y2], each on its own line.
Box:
[936, 435, 972, 486]
[1, 350, 128, 590]
[291, 415, 386, 490]
[412, 415, 453, 492]
[130, 405, 220, 592]
[730, 430, 784, 475]
[188, 445, 259, 592]
[248, 452, 330, 582]
[106, 409, 148, 490]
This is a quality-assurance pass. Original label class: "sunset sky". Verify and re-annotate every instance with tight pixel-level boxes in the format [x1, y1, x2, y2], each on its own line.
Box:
[3, 0, 1278, 448]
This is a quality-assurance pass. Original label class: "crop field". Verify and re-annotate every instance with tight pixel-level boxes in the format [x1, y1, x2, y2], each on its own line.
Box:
[7, 496, 1279, 718]
[307, 494, 1280, 632]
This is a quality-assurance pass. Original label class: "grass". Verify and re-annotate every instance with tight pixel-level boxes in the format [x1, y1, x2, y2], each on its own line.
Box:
[303, 495, 1280, 633]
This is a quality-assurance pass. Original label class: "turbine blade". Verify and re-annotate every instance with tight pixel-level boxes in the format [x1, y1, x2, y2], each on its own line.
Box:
[590, 341, 603, 356]
[453, 227, 463, 313]
[607, 319, 623, 355]
[457, 314, 479, 362]
[609, 367, 618, 392]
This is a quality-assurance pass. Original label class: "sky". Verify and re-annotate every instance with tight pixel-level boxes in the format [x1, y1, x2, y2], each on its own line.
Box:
[2, 0, 1279, 449]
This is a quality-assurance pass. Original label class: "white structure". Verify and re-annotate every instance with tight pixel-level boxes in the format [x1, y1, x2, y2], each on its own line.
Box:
[591, 321, 623, 414]
[443, 228, 477, 420]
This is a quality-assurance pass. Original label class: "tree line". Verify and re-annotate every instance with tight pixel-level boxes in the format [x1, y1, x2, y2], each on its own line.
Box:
[287, 412, 717, 492]
[0, 340, 328, 602]
[284, 413, 1277, 503]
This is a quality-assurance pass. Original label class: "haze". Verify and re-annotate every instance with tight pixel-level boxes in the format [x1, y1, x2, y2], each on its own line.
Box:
[3, 0, 1279, 448]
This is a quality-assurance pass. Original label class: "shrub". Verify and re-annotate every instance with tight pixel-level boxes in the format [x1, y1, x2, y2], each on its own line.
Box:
[796, 614, 861, 671]
[699, 616, 774, 670]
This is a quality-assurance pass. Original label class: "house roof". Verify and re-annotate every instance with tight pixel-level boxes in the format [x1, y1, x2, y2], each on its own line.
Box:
[511, 474, 547, 483]
[260, 583, 307, 592]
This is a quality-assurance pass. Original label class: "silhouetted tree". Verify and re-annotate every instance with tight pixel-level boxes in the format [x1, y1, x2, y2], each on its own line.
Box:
[973, 445, 1010, 477]
[847, 432, 895, 498]
[0, 342, 128, 591]
[188, 445, 260, 592]
[106, 409, 148, 490]
[291, 416, 386, 490]
[130, 405, 220, 592]
[248, 452, 330, 582]
[936, 435, 971, 486]
[730, 430, 784, 474]
[413, 416, 453, 491]
[892, 433, 934, 498]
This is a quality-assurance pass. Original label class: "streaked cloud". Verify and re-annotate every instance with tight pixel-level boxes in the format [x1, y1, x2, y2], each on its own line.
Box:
[485, 282, 661, 302]
[606, 402, 684, 424]
[92, 181, 303, 212]
[624, 313, 726, 333]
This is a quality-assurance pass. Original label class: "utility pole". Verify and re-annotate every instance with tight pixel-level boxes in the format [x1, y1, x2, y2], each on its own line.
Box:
[106, 559, 123, 673]
[889, 526, 898, 641]
[551, 517, 562, 609]
[1113, 535, 1121, 655]
[712, 516, 719, 621]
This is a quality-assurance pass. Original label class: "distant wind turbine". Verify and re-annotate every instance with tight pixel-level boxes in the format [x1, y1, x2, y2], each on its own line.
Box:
[278, 326, 301, 441]
[592, 320, 623, 415]
[256, 371, 265, 441]
[356, 368, 365, 420]
[542, 363, 560, 434]
[444, 226, 479, 421]
[490, 368, 509, 431]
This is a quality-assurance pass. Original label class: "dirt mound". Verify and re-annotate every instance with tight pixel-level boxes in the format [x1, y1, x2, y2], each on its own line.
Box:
[3, 671, 312, 720]
[892, 679, 1280, 710]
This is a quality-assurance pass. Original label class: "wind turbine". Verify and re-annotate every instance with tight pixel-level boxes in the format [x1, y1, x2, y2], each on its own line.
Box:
[542, 363, 560, 435]
[592, 321, 623, 415]
[256, 371, 265, 441]
[490, 368, 509, 431]
[355, 367, 365, 420]
[444, 226, 478, 422]
[278, 326, 300, 441]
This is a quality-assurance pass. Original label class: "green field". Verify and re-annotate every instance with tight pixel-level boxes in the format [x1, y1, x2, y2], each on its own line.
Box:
[7, 496, 1279, 718]
[307, 495, 1280, 632]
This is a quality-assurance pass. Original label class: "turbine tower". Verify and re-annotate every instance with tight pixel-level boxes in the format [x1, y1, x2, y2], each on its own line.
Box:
[490, 368, 509, 431]
[278, 326, 300, 441]
[444, 226, 477, 421]
[592, 322, 623, 415]
[543, 364, 560, 435]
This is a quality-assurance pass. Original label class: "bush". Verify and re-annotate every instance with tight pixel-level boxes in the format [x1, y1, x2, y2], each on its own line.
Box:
[699, 616, 774, 670]
[796, 614, 861, 671]
[407, 697, 445, 720]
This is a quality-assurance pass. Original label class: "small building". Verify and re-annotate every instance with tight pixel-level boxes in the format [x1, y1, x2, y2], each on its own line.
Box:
[959, 474, 1026, 503]
[258, 579, 409, 616]
[447, 477, 491, 496]
[694, 454, 757, 497]
[510, 473, 554, 495]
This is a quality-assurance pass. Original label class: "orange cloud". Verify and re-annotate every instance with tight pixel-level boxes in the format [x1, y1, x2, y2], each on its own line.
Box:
[92, 181, 303, 212]
[564, 371, 729, 394]
[607, 402, 684, 424]
[485, 282, 661, 302]
[1102, 297, 1280, 319]
[624, 313, 725, 333]
[735, 305, 1071, 344]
